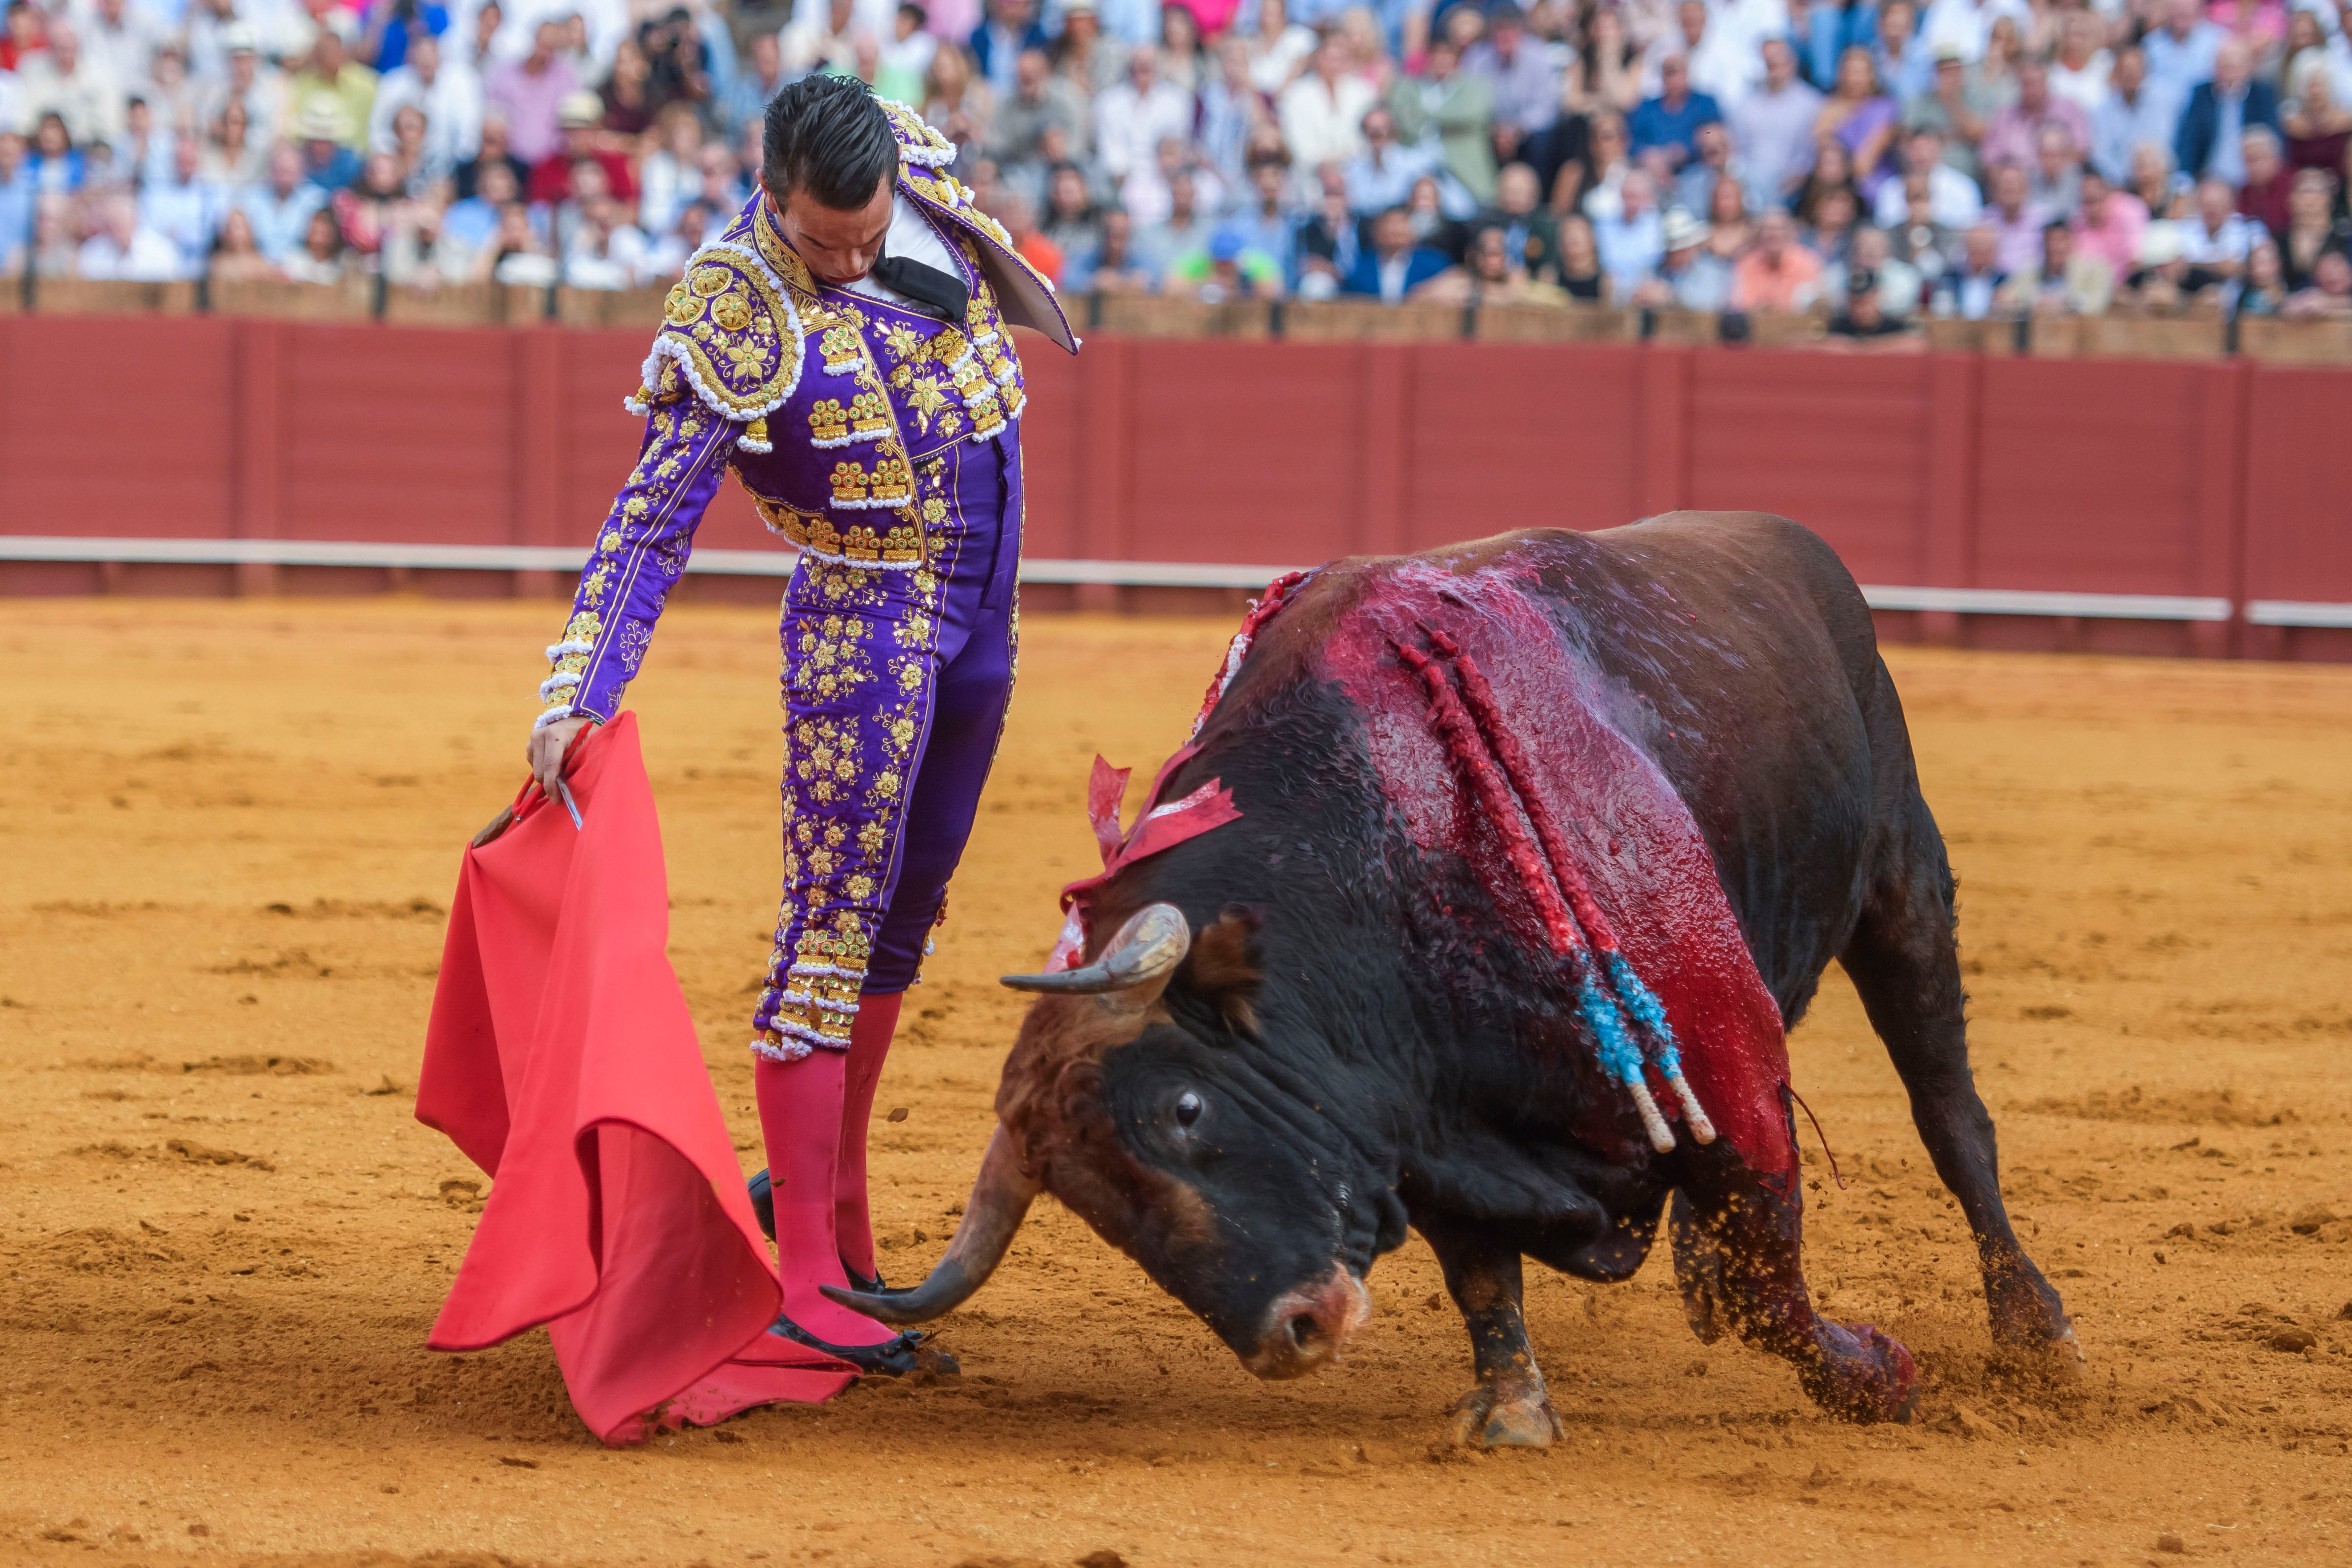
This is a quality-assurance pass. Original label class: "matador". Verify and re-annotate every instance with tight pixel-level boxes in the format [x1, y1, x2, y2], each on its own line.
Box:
[521, 76, 1076, 1373]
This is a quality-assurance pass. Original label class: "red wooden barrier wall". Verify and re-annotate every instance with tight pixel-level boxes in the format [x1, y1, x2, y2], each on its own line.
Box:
[2, 315, 2346, 659]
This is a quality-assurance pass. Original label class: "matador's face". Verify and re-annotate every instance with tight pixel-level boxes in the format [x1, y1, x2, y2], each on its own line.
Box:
[764, 174, 894, 287]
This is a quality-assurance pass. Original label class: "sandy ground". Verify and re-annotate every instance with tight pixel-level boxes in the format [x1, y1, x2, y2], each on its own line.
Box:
[1, 595, 2349, 1568]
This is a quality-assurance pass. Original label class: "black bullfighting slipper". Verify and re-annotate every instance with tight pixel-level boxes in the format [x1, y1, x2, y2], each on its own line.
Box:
[748, 1168, 775, 1240]
[766, 1314, 958, 1378]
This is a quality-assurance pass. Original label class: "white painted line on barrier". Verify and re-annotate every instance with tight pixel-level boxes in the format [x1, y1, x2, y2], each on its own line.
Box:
[1857, 584, 2234, 621]
[0, 537, 2262, 621]
[2245, 599, 2352, 628]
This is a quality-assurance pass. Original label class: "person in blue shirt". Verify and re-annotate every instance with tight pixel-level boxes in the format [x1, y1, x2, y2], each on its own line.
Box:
[238, 143, 329, 262]
[1628, 54, 1723, 173]
[1227, 154, 1302, 283]
[1342, 204, 1450, 302]
[360, 0, 449, 73]
[968, 0, 1049, 95]
[24, 113, 87, 195]
[292, 96, 365, 190]
[2174, 40, 2279, 188]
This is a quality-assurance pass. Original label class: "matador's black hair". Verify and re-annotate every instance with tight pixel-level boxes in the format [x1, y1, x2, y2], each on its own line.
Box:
[761, 75, 899, 211]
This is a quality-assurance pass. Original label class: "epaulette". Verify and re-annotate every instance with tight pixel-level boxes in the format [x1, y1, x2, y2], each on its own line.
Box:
[627, 240, 806, 452]
[877, 96, 957, 169]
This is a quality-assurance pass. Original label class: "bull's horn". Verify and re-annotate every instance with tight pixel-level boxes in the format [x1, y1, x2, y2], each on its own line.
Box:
[818, 1123, 1042, 1326]
[999, 903, 1191, 1001]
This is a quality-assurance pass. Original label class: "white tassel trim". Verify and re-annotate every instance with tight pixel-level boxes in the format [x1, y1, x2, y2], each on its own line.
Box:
[831, 492, 915, 510]
[879, 98, 957, 167]
[779, 989, 859, 1016]
[749, 1034, 815, 1063]
[809, 432, 858, 449]
[787, 962, 868, 981]
[545, 640, 595, 660]
[736, 433, 773, 453]
[622, 393, 651, 415]
[533, 706, 580, 731]
[788, 544, 924, 572]
[537, 671, 583, 702]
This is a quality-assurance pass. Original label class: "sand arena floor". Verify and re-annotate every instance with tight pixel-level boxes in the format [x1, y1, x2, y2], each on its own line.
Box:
[1, 597, 2348, 1568]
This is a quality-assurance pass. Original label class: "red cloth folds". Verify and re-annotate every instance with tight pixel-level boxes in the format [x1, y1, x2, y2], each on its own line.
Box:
[416, 714, 854, 1445]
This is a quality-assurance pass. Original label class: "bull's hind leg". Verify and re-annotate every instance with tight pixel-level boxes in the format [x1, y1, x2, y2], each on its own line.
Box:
[1840, 729, 2079, 1371]
[1672, 1164, 1920, 1422]
[1423, 1229, 1563, 1449]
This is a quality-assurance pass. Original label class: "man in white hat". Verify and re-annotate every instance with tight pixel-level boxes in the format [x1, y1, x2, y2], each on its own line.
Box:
[284, 12, 377, 149]
[196, 23, 290, 142]
[1634, 204, 1734, 310]
[292, 91, 364, 188]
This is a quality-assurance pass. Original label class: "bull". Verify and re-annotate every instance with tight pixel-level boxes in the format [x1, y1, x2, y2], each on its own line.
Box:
[825, 513, 2081, 1446]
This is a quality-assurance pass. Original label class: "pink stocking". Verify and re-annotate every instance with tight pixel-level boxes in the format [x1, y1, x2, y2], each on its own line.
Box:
[753, 1046, 897, 1347]
[833, 991, 902, 1283]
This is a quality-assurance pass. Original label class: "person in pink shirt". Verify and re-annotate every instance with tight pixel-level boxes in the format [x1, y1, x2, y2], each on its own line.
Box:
[2071, 168, 2148, 275]
[1731, 207, 1827, 310]
[1983, 159, 2054, 275]
[484, 20, 579, 166]
[1980, 60, 2093, 173]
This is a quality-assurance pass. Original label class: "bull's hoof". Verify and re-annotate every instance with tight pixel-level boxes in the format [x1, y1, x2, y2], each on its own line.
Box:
[1801, 1321, 1920, 1425]
[1445, 1383, 1563, 1449]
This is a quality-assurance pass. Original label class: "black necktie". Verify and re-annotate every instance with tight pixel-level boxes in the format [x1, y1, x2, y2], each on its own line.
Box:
[869, 251, 970, 324]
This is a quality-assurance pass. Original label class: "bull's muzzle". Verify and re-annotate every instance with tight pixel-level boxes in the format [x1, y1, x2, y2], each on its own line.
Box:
[1241, 1265, 1372, 1380]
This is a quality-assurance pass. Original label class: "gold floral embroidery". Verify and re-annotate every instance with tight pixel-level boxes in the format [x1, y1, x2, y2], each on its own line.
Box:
[904, 375, 948, 431]
[829, 461, 870, 505]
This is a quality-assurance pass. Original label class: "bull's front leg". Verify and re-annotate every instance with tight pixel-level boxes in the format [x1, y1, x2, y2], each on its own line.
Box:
[1674, 1159, 1921, 1424]
[1422, 1227, 1563, 1449]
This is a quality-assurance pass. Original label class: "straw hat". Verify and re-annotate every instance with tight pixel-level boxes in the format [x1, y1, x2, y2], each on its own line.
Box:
[1661, 206, 1711, 252]
[292, 92, 352, 143]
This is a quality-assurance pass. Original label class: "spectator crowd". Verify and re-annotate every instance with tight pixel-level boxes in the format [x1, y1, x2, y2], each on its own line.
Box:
[3, 0, 2352, 330]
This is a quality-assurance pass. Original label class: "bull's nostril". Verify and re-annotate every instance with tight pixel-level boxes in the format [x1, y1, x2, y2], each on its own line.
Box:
[1288, 1313, 1322, 1351]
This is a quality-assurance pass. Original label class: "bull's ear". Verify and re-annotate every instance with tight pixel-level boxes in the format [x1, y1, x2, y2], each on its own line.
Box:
[1185, 904, 1264, 1036]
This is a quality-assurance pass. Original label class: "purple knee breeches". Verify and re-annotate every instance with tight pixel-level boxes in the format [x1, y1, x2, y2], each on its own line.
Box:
[751, 436, 1021, 1059]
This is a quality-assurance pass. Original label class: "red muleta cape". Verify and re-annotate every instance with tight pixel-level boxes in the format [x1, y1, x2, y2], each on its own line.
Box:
[417, 714, 853, 1445]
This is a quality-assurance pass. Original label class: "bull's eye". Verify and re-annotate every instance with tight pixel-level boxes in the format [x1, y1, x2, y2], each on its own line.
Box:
[1174, 1091, 1204, 1129]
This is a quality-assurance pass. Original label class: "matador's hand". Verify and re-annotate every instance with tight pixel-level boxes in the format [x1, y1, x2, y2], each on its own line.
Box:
[527, 715, 595, 797]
